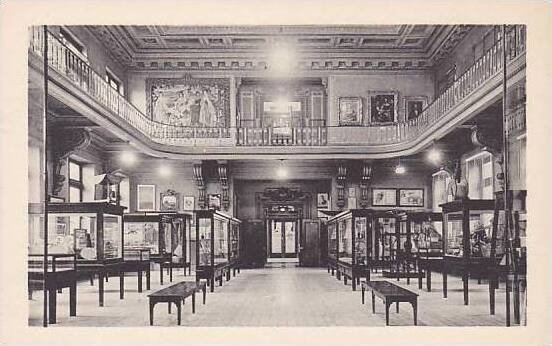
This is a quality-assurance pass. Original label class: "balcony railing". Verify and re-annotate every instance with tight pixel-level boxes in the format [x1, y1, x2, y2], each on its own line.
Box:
[29, 26, 526, 148]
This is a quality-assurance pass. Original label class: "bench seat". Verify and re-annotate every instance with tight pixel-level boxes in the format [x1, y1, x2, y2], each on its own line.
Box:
[148, 281, 207, 325]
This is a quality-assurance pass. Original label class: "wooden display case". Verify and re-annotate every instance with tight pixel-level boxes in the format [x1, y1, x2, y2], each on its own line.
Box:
[228, 217, 242, 276]
[440, 198, 498, 305]
[123, 212, 192, 285]
[195, 210, 240, 292]
[44, 202, 126, 307]
[397, 211, 444, 291]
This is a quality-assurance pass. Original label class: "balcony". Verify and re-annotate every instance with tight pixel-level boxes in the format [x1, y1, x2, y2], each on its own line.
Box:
[29, 26, 526, 155]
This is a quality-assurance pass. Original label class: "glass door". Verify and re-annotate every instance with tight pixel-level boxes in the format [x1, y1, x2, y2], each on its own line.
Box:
[268, 219, 298, 258]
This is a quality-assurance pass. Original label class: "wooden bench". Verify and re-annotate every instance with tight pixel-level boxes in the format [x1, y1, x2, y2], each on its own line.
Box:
[381, 270, 424, 289]
[148, 281, 207, 325]
[361, 281, 418, 326]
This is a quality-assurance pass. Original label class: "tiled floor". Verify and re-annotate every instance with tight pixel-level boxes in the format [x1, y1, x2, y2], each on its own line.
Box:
[28, 264, 517, 327]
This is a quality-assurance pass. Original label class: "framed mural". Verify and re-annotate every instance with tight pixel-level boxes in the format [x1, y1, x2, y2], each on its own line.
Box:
[160, 189, 179, 211]
[338, 97, 362, 125]
[404, 96, 428, 121]
[208, 194, 221, 211]
[146, 75, 230, 128]
[367, 91, 399, 123]
[372, 188, 397, 207]
[137, 185, 156, 211]
[399, 188, 424, 207]
[317, 193, 329, 209]
[183, 196, 195, 211]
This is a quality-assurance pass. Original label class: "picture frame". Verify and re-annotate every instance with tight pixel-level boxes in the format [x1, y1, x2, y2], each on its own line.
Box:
[372, 188, 397, 207]
[404, 96, 429, 121]
[398, 188, 424, 207]
[208, 194, 221, 211]
[137, 184, 156, 211]
[367, 91, 399, 123]
[317, 193, 329, 209]
[348, 187, 356, 198]
[160, 189, 180, 211]
[183, 196, 195, 211]
[338, 97, 363, 126]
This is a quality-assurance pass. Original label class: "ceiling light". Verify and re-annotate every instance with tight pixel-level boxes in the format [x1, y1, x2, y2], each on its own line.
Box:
[427, 148, 442, 164]
[119, 151, 137, 166]
[395, 157, 406, 174]
[276, 159, 288, 179]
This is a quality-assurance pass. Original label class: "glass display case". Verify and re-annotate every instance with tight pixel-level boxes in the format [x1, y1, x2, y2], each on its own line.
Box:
[38, 202, 126, 307]
[196, 210, 240, 292]
[440, 198, 497, 305]
[399, 212, 444, 257]
[326, 209, 374, 290]
[228, 217, 242, 274]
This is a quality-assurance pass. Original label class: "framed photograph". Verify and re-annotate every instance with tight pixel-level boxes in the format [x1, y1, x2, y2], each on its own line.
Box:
[399, 188, 424, 207]
[404, 96, 428, 121]
[317, 193, 329, 209]
[183, 196, 195, 211]
[208, 194, 221, 211]
[338, 97, 362, 125]
[348, 187, 356, 198]
[372, 188, 397, 207]
[137, 184, 156, 211]
[160, 189, 179, 211]
[367, 91, 399, 123]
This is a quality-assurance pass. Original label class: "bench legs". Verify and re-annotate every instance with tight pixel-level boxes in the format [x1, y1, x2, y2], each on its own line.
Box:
[368, 291, 417, 326]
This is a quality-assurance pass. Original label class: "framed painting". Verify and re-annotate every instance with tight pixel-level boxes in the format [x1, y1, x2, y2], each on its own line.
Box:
[372, 188, 397, 207]
[367, 91, 399, 123]
[399, 188, 424, 207]
[137, 185, 156, 211]
[183, 196, 195, 211]
[404, 96, 428, 121]
[317, 193, 329, 209]
[338, 97, 362, 126]
[146, 75, 230, 128]
[160, 189, 179, 212]
[208, 194, 221, 211]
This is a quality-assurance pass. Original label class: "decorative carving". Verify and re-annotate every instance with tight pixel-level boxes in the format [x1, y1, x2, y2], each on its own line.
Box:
[50, 128, 91, 196]
[262, 187, 307, 202]
[431, 25, 473, 63]
[359, 162, 372, 209]
[336, 162, 347, 209]
[217, 161, 230, 211]
[192, 162, 206, 209]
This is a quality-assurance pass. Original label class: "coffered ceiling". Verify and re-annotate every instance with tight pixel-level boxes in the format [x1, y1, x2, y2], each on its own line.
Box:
[86, 25, 472, 71]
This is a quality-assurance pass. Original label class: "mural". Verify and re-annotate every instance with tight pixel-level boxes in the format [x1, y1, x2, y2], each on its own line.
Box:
[147, 76, 230, 127]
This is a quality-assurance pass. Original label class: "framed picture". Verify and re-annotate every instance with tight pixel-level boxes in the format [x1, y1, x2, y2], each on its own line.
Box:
[348, 187, 356, 198]
[160, 189, 179, 211]
[317, 193, 329, 209]
[404, 96, 428, 121]
[183, 196, 195, 211]
[338, 97, 362, 125]
[137, 184, 156, 211]
[372, 188, 397, 207]
[367, 91, 399, 123]
[347, 197, 357, 209]
[208, 194, 221, 211]
[399, 188, 424, 207]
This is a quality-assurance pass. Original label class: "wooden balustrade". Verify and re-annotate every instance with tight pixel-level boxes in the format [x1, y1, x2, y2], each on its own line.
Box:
[29, 26, 526, 148]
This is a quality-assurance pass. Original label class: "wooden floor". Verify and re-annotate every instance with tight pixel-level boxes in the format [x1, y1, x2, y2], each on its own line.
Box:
[28, 264, 514, 327]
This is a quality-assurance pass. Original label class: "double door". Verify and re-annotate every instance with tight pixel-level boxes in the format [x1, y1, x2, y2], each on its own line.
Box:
[268, 219, 298, 258]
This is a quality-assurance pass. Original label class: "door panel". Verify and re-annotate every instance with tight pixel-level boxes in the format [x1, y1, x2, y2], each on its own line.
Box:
[271, 221, 282, 254]
[300, 220, 320, 267]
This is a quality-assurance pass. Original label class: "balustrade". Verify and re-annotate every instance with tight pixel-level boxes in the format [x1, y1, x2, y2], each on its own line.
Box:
[29, 26, 526, 148]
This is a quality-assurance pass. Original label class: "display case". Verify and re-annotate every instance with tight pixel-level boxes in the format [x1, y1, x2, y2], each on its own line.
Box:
[327, 209, 374, 291]
[195, 210, 239, 292]
[327, 222, 338, 274]
[394, 211, 443, 290]
[440, 198, 497, 305]
[30, 202, 126, 307]
[123, 212, 192, 285]
[228, 217, 242, 276]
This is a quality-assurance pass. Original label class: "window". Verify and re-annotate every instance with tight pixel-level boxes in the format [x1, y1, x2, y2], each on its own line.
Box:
[68, 159, 83, 202]
[465, 151, 494, 200]
[59, 27, 87, 60]
[105, 68, 124, 96]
